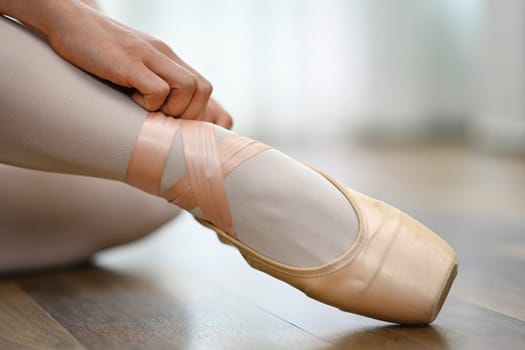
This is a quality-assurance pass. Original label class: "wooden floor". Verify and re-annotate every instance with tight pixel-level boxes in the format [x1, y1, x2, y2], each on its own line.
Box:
[1, 143, 524, 349]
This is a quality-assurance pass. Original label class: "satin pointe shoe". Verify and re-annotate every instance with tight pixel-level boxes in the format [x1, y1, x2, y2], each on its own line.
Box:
[126, 112, 458, 325]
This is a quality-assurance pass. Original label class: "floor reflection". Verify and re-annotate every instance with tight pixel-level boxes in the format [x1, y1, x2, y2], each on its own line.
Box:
[327, 324, 449, 350]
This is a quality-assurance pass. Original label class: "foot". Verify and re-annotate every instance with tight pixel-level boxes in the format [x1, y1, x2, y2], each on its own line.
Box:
[125, 113, 458, 324]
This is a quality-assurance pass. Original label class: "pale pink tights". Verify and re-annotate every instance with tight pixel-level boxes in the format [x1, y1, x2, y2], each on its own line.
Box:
[0, 16, 358, 273]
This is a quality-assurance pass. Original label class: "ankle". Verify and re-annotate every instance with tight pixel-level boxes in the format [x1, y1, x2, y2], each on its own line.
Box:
[159, 123, 234, 194]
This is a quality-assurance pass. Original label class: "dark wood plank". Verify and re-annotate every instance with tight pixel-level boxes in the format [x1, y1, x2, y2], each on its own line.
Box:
[441, 215, 525, 322]
[0, 282, 85, 350]
[17, 264, 328, 350]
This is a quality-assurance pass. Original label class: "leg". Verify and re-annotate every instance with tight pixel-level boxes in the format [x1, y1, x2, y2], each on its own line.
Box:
[0, 16, 457, 324]
[0, 164, 180, 273]
[0, 15, 358, 268]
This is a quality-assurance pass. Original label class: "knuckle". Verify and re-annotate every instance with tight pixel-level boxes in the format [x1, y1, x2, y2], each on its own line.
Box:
[199, 79, 213, 96]
[224, 116, 233, 129]
[156, 82, 171, 96]
[182, 75, 198, 91]
[153, 40, 173, 53]
[150, 38, 165, 47]
[122, 36, 147, 54]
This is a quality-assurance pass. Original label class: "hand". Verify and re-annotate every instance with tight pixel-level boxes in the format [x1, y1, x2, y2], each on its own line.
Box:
[46, 2, 213, 120]
[133, 30, 233, 129]
[0, 0, 233, 128]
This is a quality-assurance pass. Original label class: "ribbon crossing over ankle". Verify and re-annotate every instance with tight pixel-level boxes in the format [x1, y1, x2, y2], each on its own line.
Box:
[126, 113, 271, 239]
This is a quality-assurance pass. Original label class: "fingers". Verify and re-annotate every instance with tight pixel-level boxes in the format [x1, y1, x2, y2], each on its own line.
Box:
[144, 52, 212, 118]
[127, 40, 221, 125]
[216, 112, 233, 130]
[205, 99, 234, 129]
[128, 62, 170, 111]
[147, 41, 214, 120]
[179, 76, 212, 121]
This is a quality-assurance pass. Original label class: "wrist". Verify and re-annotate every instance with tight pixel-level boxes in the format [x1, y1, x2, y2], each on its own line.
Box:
[0, 0, 86, 39]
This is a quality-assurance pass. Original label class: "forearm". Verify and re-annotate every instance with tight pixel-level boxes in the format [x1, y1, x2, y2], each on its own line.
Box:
[0, 0, 98, 38]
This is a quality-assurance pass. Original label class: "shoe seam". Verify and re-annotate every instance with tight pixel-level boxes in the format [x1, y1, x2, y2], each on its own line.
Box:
[198, 167, 370, 277]
[358, 210, 402, 294]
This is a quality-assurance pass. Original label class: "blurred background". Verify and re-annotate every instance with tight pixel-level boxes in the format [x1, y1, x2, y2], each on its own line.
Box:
[101, 0, 524, 154]
[99, 0, 525, 240]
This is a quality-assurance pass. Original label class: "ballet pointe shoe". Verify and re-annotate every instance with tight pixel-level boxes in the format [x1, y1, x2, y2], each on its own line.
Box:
[126, 112, 458, 325]
[198, 181, 458, 325]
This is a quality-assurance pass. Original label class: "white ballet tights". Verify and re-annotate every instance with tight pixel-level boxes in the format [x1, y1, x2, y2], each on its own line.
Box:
[0, 16, 358, 267]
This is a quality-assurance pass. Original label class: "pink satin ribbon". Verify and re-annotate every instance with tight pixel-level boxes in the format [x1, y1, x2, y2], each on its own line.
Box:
[180, 121, 234, 235]
[125, 112, 180, 195]
[126, 114, 271, 239]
